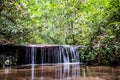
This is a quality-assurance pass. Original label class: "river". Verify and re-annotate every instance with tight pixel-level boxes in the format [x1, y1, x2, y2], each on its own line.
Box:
[0, 64, 119, 80]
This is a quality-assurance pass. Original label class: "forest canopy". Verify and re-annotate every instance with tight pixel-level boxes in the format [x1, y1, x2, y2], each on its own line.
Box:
[0, 0, 119, 45]
[0, 0, 120, 65]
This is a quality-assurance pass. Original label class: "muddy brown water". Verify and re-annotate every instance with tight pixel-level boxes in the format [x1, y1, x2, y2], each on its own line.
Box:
[0, 64, 120, 80]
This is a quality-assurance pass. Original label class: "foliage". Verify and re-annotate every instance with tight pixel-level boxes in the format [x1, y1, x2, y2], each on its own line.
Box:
[0, 0, 43, 44]
[80, 0, 120, 65]
[0, 0, 120, 65]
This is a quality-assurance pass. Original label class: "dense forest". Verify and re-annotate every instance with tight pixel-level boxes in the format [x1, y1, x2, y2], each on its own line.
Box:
[0, 0, 120, 65]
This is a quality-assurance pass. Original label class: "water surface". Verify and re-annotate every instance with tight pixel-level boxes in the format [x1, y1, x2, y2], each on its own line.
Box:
[0, 64, 119, 80]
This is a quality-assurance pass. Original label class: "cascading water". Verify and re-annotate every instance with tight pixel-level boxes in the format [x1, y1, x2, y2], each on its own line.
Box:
[26, 45, 80, 65]
[62, 45, 79, 63]
[31, 47, 35, 65]
[0, 44, 81, 80]
[31, 47, 35, 80]
[25, 45, 80, 80]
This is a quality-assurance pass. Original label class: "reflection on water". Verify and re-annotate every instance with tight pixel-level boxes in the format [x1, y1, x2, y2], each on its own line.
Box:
[31, 64, 35, 80]
[0, 64, 120, 80]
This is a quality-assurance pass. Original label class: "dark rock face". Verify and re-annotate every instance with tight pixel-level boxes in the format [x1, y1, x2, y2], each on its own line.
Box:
[0, 45, 80, 65]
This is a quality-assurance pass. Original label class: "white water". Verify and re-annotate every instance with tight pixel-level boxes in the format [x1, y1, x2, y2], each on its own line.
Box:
[27, 45, 80, 80]
[26, 45, 79, 64]
[31, 47, 35, 80]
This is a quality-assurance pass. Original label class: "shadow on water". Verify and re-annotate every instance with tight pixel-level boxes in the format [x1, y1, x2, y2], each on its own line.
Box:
[0, 45, 120, 80]
[0, 64, 120, 80]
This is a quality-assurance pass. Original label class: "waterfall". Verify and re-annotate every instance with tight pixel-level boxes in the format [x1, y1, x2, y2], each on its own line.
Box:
[25, 45, 80, 65]
[31, 47, 36, 80]
[62, 45, 79, 63]
[31, 47, 35, 65]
